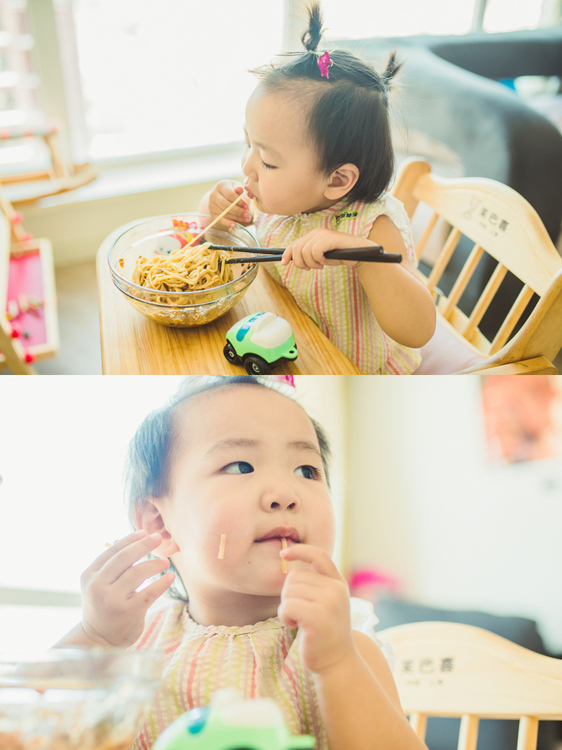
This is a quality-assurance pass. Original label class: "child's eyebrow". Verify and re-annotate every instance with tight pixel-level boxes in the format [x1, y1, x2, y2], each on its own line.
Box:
[206, 438, 258, 456]
[289, 441, 322, 459]
[205, 438, 321, 459]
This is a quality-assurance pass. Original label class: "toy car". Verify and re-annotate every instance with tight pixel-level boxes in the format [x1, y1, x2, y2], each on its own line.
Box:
[152, 688, 315, 750]
[223, 312, 298, 375]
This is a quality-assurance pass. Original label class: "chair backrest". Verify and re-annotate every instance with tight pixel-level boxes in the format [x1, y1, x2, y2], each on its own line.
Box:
[391, 159, 562, 369]
[378, 620, 562, 750]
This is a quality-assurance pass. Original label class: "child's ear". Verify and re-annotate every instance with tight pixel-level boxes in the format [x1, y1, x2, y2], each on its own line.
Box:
[324, 163, 360, 201]
[133, 499, 180, 557]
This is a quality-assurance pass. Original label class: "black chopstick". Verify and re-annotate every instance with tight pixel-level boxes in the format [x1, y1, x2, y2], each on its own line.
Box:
[222, 245, 402, 264]
[210, 244, 283, 255]
[225, 255, 288, 264]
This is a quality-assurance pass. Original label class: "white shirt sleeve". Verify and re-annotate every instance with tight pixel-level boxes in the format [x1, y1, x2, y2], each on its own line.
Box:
[350, 596, 396, 673]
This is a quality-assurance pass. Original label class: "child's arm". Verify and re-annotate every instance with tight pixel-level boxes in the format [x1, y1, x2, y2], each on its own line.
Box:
[281, 218, 436, 349]
[52, 530, 174, 648]
[198, 180, 253, 228]
[278, 544, 427, 750]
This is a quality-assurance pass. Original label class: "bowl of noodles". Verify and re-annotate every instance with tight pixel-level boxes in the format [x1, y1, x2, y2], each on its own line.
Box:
[108, 213, 260, 327]
[0, 649, 162, 750]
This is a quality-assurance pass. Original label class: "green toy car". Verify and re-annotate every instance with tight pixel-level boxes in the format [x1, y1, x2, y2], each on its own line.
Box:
[152, 688, 315, 750]
[223, 312, 298, 375]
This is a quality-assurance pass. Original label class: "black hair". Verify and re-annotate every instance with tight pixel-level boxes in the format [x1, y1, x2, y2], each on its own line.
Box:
[125, 376, 332, 600]
[250, 1, 402, 204]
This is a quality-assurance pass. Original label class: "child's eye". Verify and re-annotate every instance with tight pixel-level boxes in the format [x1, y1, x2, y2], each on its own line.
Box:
[223, 461, 254, 475]
[261, 160, 276, 170]
[294, 465, 319, 480]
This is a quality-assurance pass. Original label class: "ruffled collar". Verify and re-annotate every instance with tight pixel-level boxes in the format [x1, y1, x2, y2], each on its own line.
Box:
[288, 198, 355, 222]
[181, 605, 290, 637]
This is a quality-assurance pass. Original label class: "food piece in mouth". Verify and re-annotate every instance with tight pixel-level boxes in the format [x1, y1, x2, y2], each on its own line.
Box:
[218, 533, 226, 560]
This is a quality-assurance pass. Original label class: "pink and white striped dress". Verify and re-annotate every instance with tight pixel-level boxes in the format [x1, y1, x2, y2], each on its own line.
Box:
[130, 597, 389, 750]
[255, 194, 421, 375]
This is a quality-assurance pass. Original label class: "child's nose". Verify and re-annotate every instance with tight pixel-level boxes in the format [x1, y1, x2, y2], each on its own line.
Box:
[242, 148, 258, 181]
[260, 484, 300, 512]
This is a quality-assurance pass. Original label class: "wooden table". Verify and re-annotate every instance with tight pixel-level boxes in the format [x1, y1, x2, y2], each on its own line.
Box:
[96, 221, 362, 375]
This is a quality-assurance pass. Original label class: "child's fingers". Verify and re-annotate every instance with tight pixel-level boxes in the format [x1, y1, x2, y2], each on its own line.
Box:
[95, 533, 164, 585]
[278, 597, 320, 629]
[282, 569, 328, 590]
[85, 530, 148, 574]
[280, 543, 341, 580]
[133, 571, 176, 609]
[118, 557, 171, 597]
[281, 582, 325, 604]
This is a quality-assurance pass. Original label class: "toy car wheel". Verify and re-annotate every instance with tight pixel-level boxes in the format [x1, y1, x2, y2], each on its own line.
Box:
[244, 355, 271, 375]
[223, 342, 241, 365]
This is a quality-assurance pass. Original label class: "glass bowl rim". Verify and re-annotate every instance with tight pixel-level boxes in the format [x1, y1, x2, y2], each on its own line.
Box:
[107, 213, 258, 301]
[0, 648, 164, 667]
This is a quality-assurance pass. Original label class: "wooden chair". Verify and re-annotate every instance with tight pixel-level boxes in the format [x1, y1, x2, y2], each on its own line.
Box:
[377, 621, 562, 750]
[391, 159, 562, 375]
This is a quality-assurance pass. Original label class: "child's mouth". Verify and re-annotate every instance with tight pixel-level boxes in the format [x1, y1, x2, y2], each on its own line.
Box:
[255, 527, 300, 545]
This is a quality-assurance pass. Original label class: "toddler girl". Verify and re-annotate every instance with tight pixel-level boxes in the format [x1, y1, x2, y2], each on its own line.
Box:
[200, 3, 436, 375]
[56, 376, 426, 750]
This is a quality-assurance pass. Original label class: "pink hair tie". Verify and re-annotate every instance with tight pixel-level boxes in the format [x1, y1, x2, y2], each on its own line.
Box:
[317, 51, 332, 79]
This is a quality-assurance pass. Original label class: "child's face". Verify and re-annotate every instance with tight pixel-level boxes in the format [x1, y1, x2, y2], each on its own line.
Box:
[155, 385, 335, 601]
[242, 88, 333, 216]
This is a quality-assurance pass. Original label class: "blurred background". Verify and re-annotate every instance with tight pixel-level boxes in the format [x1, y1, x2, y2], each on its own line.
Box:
[1, 0, 561, 373]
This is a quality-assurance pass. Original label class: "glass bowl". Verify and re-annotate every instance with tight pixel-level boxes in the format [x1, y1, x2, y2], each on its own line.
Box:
[0, 649, 162, 750]
[108, 213, 260, 328]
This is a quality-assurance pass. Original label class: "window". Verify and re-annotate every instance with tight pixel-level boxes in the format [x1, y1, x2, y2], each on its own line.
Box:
[4, 0, 560, 172]
[68, 0, 285, 161]
[0, 377, 184, 652]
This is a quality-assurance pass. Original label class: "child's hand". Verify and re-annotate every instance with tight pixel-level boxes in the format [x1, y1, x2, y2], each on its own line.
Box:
[79, 530, 175, 647]
[281, 229, 375, 270]
[278, 544, 355, 674]
[207, 180, 252, 228]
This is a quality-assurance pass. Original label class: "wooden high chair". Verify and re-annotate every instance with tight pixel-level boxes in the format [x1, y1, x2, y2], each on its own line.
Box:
[378, 621, 562, 750]
[391, 159, 562, 375]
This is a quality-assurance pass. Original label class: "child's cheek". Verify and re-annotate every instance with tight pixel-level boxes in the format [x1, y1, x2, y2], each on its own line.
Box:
[207, 508, 248, 563]
[307, 515, 336, 555]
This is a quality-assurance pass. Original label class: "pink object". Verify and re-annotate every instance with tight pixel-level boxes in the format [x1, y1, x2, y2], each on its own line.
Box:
[24, 352, 34, 363]
[10, 327, 19, 338]
[273, 375, 295, 387]
[317, 51, 332, 79]
[11, 212, 23, 225]
[21, 232, 34, 241]
[5, 252, 48, 349]
[348, 567, 401, 604]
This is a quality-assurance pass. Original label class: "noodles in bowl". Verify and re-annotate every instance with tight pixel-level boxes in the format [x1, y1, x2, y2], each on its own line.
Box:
[108, 214, 259, 328]
[132, 242, 233, 301]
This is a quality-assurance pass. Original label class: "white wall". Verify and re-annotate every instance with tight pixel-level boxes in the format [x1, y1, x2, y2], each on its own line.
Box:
[346, 376, 562, 654]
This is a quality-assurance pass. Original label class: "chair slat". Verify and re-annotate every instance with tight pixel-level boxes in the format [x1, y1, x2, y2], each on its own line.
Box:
[457, 714, 479, 750]
[427, 227, 462, 290]
[415, 210, 439, 260]
[517, 716, 539, 750]
[441, 243, 485, 319]
[463, 263, 508, 342]
[409, 712, 427, 740]
[489, 285, 535, 355]
[412, 170, 562, 294]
